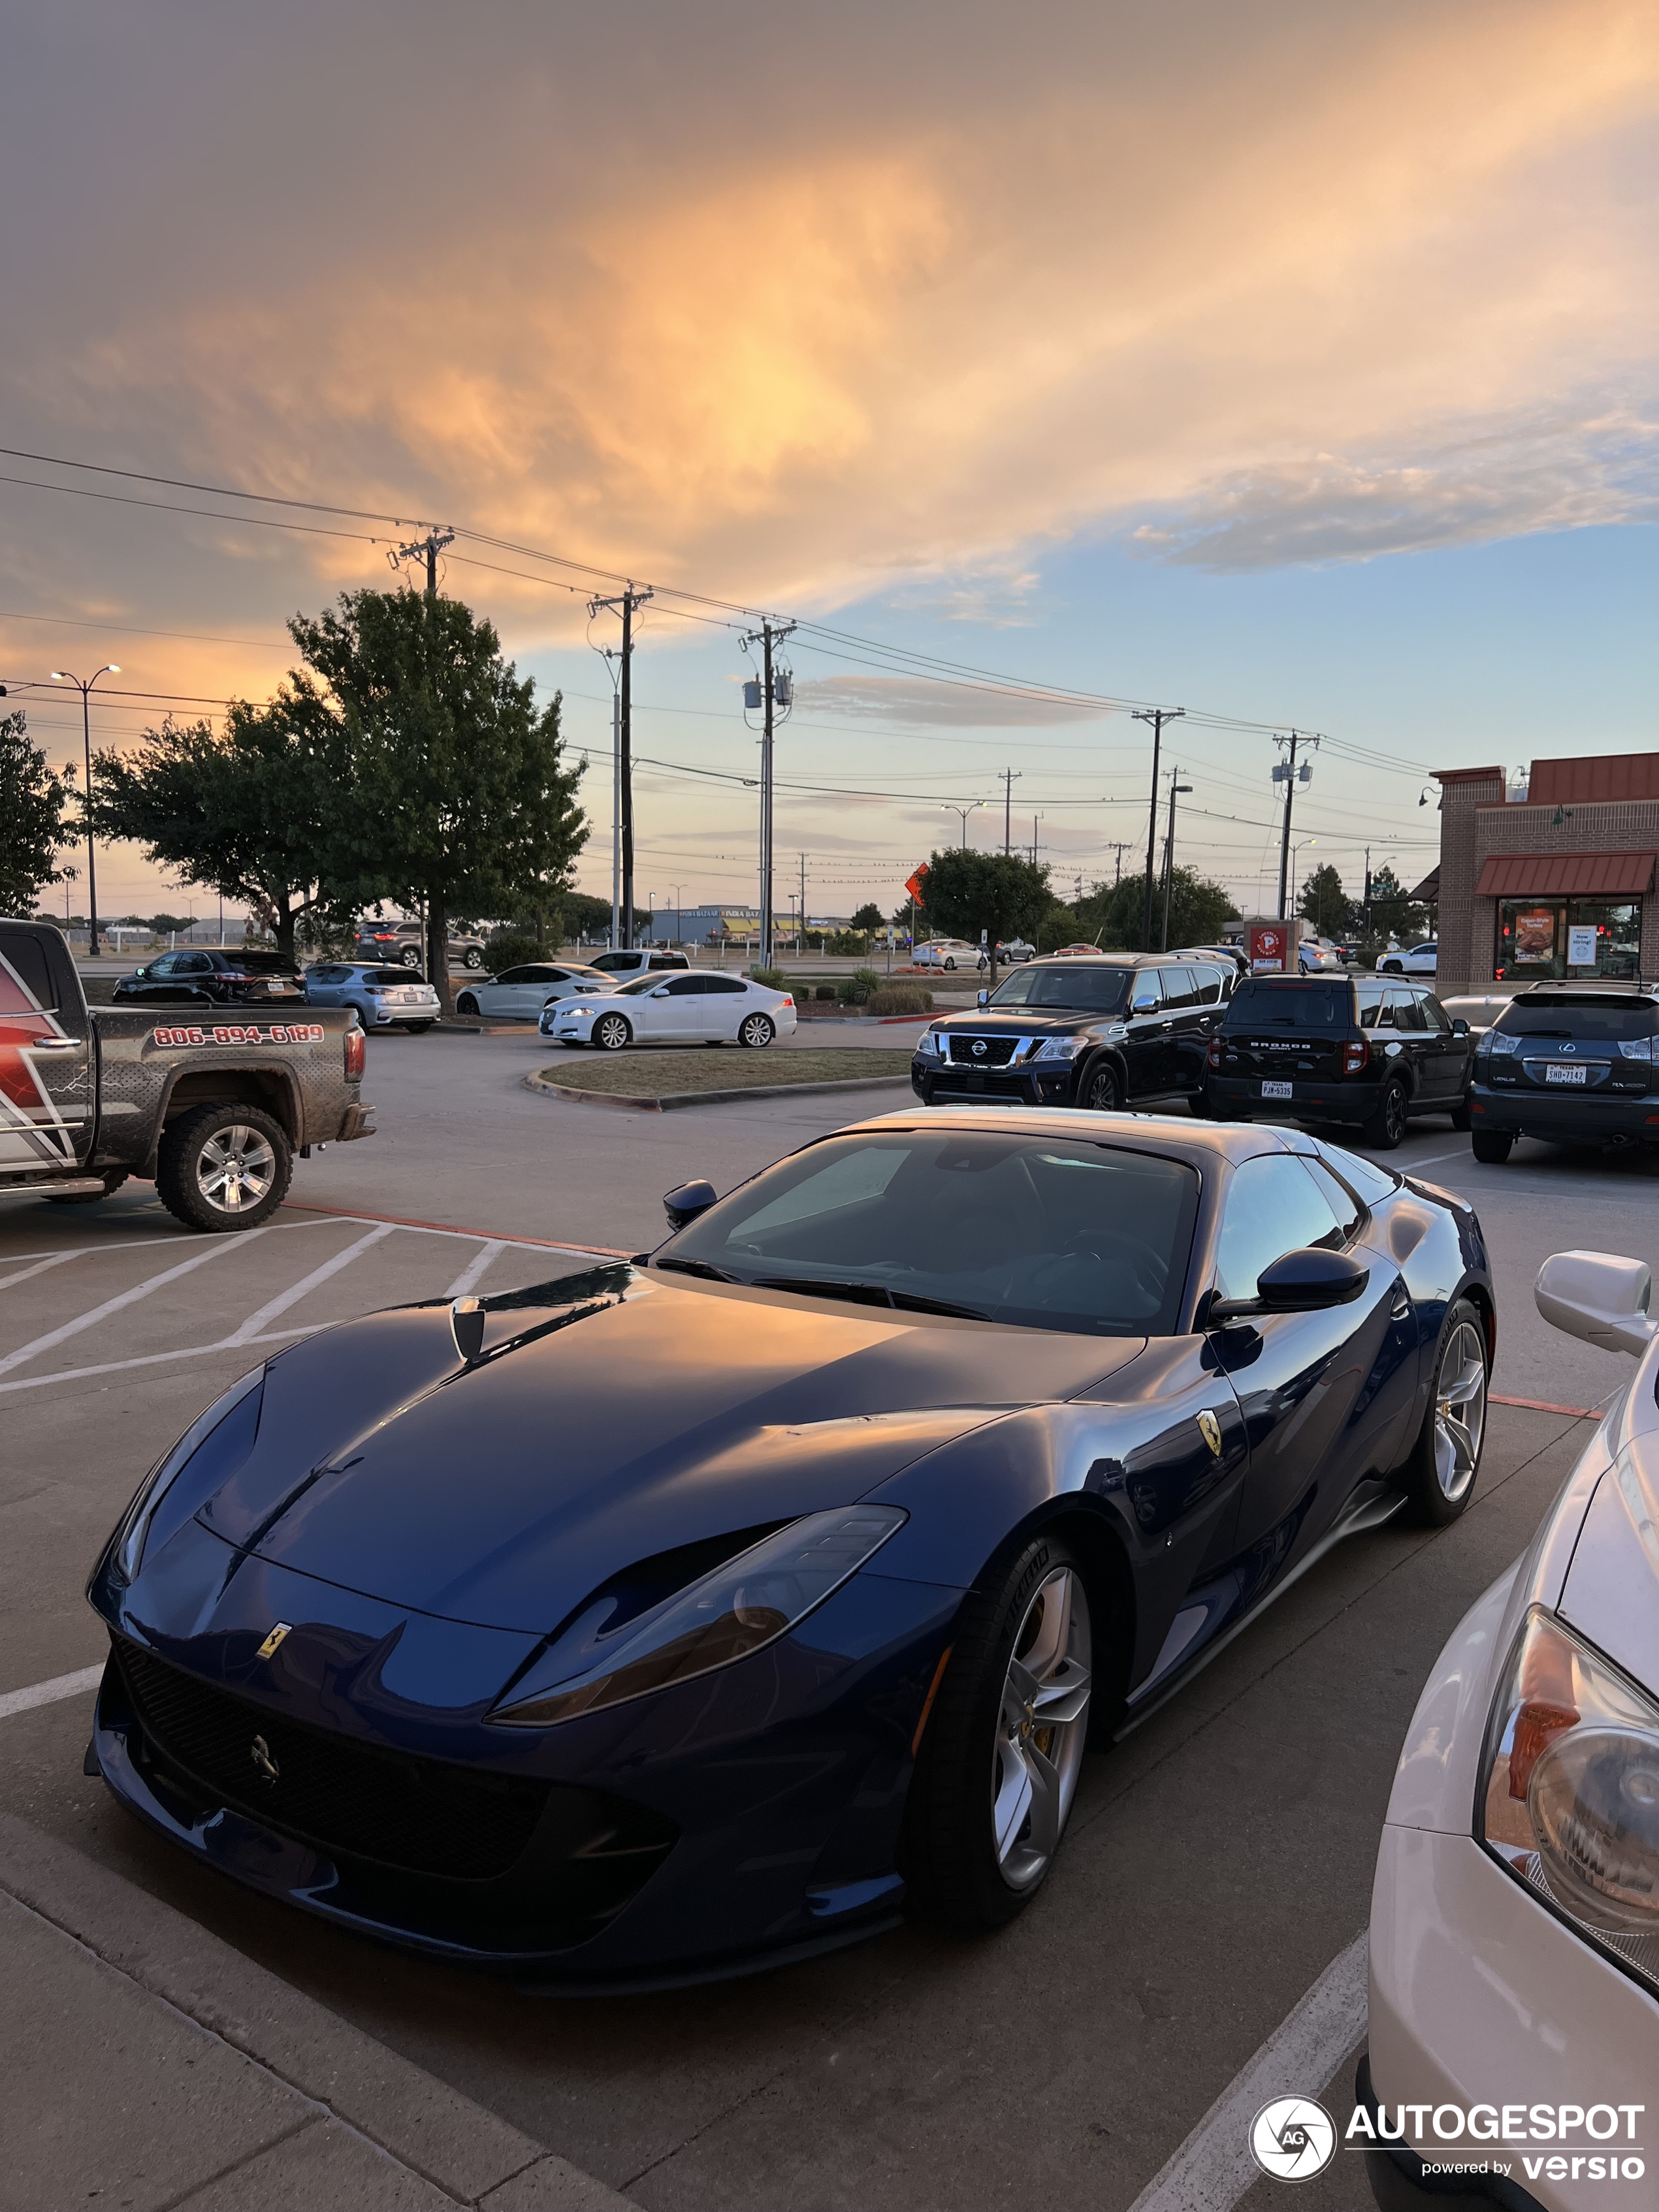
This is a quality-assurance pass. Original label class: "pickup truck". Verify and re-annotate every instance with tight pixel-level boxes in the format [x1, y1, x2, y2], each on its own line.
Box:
[1, 917, 375, 1232]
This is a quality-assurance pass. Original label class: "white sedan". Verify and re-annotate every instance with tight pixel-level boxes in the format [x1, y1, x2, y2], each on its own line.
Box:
[914, 939, 983, 971]
[453, 962, 615, 1021]
[1363, 1248, 1659, 2210]
[543, 970, 798, 1050]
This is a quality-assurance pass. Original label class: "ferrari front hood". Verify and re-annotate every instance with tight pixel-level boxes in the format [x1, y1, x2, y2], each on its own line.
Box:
[192, 1270, 1141, 1635]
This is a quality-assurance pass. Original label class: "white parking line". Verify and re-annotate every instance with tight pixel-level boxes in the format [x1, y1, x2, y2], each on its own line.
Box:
[0, 1322, 330, 1396]
[0, 1253, 83, 1294]
[445, 1240, 504, 1299]
[223, 1222, 395, 1347]
[1126, 1932, 1368, 2212]
[0, 1232, 266, 1380]
[0, 1663, 105, 1722]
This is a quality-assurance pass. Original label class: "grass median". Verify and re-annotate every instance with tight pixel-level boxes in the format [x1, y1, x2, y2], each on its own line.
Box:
[537, 1046, 916, 1099]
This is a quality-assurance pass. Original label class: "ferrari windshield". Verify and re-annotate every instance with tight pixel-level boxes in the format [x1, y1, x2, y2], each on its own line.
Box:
[986, 965, 1130, 1014]
[658, 1129, 1199, 1337]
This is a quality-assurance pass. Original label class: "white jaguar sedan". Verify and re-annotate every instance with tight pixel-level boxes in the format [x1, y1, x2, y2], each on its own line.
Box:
[542, 969, 797, 1051]
[1362, 1249, 1659, 2212]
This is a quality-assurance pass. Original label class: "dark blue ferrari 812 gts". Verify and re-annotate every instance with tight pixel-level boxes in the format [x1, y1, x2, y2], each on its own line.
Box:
[87, 1108, 1493, 1985]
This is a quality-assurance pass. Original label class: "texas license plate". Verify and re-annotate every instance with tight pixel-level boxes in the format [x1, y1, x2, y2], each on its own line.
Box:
[1544, 1063, 1588, 1084]
[1262, 1080, 1293, 1100]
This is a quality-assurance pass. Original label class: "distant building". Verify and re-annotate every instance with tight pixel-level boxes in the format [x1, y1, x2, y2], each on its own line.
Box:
[1435, 752, 1659, 988]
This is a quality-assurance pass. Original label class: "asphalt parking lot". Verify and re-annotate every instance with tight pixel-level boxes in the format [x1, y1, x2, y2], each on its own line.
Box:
[6, 1035, 1659, 2211]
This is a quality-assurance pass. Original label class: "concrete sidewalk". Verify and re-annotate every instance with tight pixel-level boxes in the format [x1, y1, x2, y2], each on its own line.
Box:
[0, 1811, 634, 2212]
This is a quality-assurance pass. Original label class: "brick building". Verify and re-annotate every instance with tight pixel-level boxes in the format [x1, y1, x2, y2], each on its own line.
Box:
[1434, 752, 1659, 991]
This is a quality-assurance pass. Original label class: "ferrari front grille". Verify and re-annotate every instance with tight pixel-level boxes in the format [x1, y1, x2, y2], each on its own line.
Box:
[114, 1640, 549, 1882]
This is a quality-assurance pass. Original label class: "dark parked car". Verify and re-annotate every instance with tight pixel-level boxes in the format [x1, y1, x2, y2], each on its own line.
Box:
[354, 922, 485, 971]
[112, 948, 305, 1008]
[1205, 975, 1474, 1149]
[1468, 983, 1659, 1163]
[911, 954, 1235, 1114]
[86, 1108, 1492, 1980]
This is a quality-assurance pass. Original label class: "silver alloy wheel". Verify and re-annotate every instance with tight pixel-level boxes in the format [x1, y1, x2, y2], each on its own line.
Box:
[1432, 1318, 1488, 1503]
[596, 1013, 630, 1051]
[991, 1565, 1092, 1891]
[196, 1124, 277, 1215]
[739, 1012, 774, 1048]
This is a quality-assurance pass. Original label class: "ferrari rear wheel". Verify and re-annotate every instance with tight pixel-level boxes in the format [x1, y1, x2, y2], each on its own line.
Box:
[1400, 1298, 1489, 1526]
[903, 1535, 1093, 1930]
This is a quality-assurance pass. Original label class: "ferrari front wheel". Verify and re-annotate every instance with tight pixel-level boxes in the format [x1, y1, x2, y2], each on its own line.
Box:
[902, 1535, 1093, 1929]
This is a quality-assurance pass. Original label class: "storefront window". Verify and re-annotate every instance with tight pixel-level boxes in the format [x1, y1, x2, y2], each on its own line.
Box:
[1496, 898, 1641, 980]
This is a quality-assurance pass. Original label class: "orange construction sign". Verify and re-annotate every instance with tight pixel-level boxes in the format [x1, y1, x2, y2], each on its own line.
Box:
[905, 865, 930, 903]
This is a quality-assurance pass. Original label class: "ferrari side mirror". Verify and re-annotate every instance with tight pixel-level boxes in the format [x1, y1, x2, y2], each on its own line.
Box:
[1210, 1246, 1370, 1324]
[664, 1179, 718, 1233]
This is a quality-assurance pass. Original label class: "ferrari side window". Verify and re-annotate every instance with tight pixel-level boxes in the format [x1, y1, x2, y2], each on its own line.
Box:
[1214, 1156, 1344, 1300]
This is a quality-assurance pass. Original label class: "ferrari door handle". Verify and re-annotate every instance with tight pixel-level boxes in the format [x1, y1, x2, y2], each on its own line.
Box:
[1390, 1289, 1411, 1321]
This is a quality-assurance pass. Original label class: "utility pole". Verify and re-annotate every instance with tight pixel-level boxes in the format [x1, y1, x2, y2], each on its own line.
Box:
[1159, 768, 1194, 950]
[1362, 845, 1372, 942]
[609, 681, 621, 949]
[591, 586, 652, 947]
[1000, 767, 1022, 855]
[1274, 730, 1319, 923]
[799, 852, 807, 952]
[1131, 707, 1184, 952]
[741, 619, 794, 967]
[390, 526, 454, 598]
[1106, 839, 1133, 888]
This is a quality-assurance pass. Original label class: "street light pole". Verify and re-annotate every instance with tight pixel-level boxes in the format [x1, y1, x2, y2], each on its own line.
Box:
[942, 801, 983, 850]
[50, 665, 120, 956]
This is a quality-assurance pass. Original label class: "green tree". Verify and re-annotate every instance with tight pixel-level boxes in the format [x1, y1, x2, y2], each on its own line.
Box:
[0, 713, 76, 916]
[849, 902, 886, 934]
[94, 701, 343, 965]
[1298, 863, 1353, 940]
[1065, 865, 1235, 952]
[918, 850, 1052, 983]
[286, 588, 587, 1010]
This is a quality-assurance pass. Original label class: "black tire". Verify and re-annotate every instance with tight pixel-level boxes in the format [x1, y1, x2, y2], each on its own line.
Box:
[155, 1104, 291, 1233]
[1450, 1096, 1472, 1132]
[1361, 1078, 1408, 1150]
[48, 1170, 129, 1206]
[405, 1021, 435, 1034]
[1398, 1297, 1489, 1526]
[737, 1012, 775, 1048]
[902, 1534, 1093, 1931]
[594, 1011, 632, 1052]
[455, 993, 479, 1017]
[1080, 1060, 1122, 1114]
[1471, 1129, 1513, 1164]
[1380, 959, 1402, 974]
[943, 957, 956, 970]
[464, 948, 483, 969]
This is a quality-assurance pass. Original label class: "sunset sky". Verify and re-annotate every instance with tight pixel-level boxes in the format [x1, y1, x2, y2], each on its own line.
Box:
[3, 0, 1655, 923]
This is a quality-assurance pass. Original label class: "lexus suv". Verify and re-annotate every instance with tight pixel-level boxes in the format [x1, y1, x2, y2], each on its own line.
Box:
[1468, 983, 1659, 1163]
[910, 954, 1234, 1112]
[1205, 974, 1474, 1148]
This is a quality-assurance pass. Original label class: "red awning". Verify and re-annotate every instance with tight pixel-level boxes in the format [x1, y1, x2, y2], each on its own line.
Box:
[1475, 852, 1656, 899]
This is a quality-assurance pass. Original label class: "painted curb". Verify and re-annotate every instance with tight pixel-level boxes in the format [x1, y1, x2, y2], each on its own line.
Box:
[523, 1070, 915, 1115]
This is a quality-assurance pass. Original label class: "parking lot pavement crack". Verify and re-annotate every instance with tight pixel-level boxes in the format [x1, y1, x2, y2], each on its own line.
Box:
[149, 2115, 325, 2212]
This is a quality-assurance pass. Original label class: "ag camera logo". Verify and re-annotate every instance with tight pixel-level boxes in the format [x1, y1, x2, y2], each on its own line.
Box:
[1249, 2097, 1337, 2183]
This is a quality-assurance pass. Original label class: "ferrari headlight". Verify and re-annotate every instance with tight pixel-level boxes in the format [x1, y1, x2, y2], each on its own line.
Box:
[107, 1366, 265, 1585]
[489, 1505, 907, 1728]
[1479, 1606, 1659, 1988]
[1034, 1035, 1087, 1061]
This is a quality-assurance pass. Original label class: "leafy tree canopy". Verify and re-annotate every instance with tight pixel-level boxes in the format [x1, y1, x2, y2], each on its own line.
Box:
[920, 850, 1052, 980]
[1064, 865, 1236, 953]
[0, 712, 77, 916]
[1298, 863, 1353, 938]
[93, 699, 342, 963]
[287, 588, 587, 1006]
[848, 902, 886, 934]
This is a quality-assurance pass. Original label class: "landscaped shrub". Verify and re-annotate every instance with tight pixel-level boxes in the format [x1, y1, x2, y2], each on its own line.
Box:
[835, 967, 886, 1006]
[814, 984, 836, 1001]
[749, 966, 786, 991]
[865, 985, 932, 1016]
[484, 932, 546, 975]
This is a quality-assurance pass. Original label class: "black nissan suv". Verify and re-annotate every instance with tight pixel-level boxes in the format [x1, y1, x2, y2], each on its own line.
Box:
[1204, 973, 1475, 1148]
[910, 952, 1235, 1112]
[1467, 983, 1659, 1162]
[111, 949, 306, 1008]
